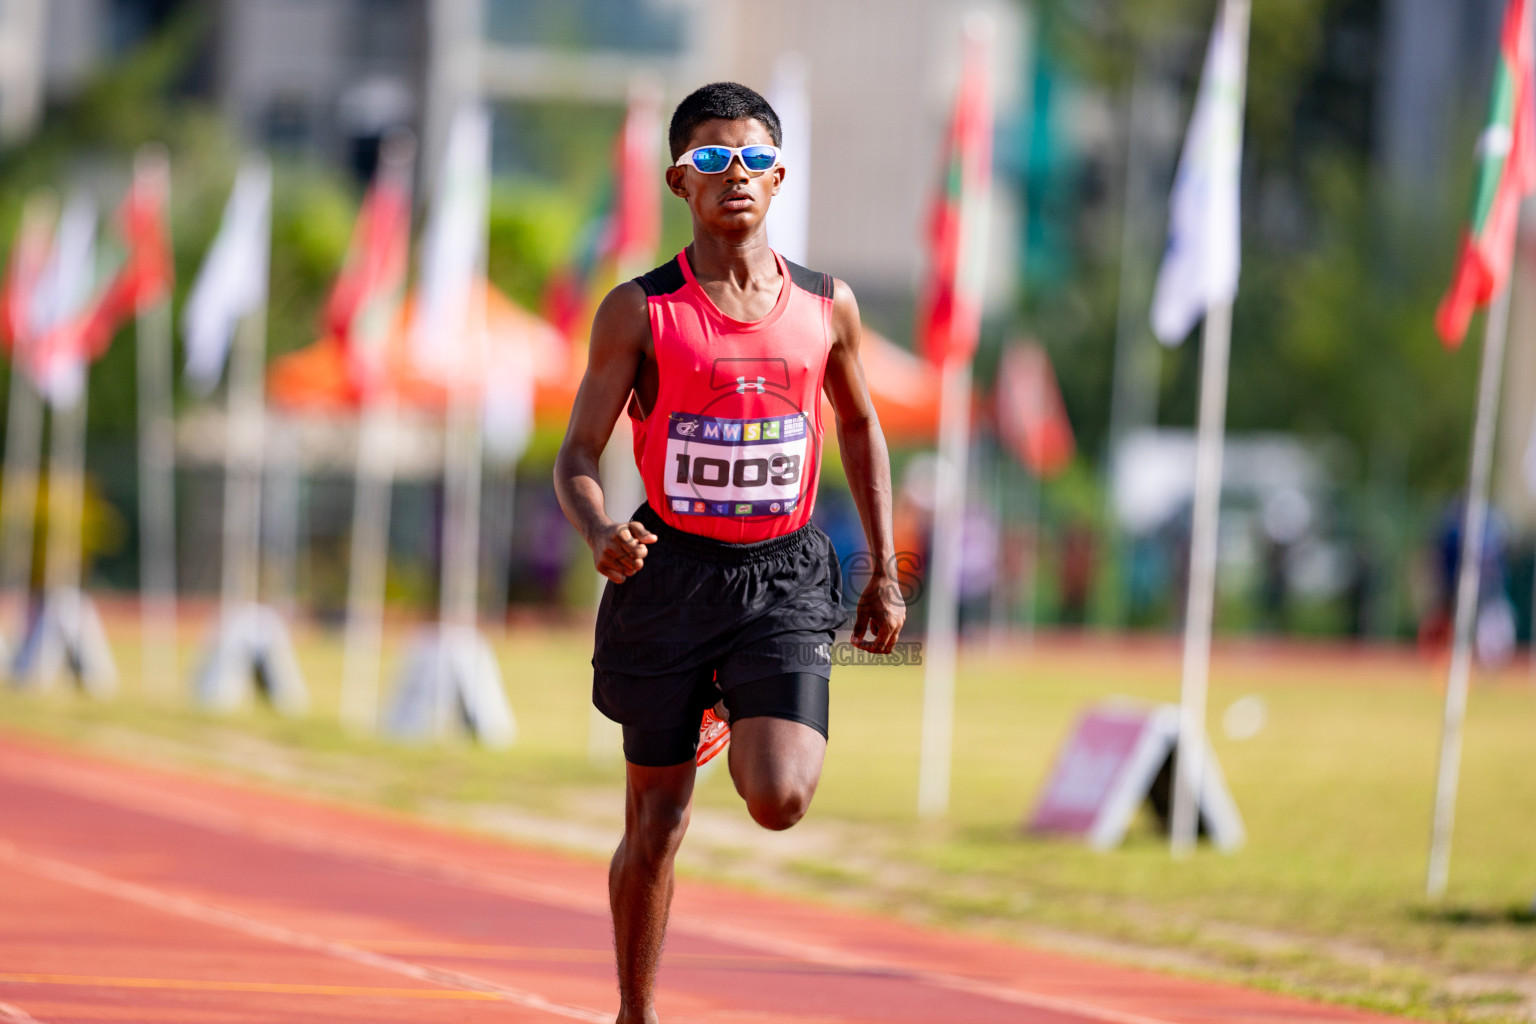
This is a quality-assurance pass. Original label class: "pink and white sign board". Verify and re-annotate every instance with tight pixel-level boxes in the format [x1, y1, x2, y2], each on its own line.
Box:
[1026, 702, 1244, 850]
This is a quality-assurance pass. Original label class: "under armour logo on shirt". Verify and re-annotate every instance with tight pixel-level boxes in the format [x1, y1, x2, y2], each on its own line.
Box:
[736, 375, 767, 393]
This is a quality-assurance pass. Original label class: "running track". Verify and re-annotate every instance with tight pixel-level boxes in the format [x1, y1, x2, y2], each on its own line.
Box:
[0, 735, 1414, 1023]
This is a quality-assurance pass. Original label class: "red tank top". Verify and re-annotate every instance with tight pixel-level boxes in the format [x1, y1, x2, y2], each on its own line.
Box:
[629, 247, 833, 542]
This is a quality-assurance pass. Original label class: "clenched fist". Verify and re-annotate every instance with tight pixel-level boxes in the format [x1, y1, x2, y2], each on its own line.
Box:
[590, 520, 659, 585]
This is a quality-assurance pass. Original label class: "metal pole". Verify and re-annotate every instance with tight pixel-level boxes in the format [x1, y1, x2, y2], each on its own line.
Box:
[917, 356, 972, 818]
[134, 146, 178, 698]
[1020, 467, 1042, 649]
[987, 438, 1008, 650]
[0, 358, 43, 634]
[136, 286, 178, 696]
[1427, 281, 1512, 898]
[1170, 298, 1233, 856]
[220, 307, 266, 617]
[43, 393, 87, 599]
[262, 415, 302, 620]
[339, 395, 397, 733]
[481, 458, 516, 633]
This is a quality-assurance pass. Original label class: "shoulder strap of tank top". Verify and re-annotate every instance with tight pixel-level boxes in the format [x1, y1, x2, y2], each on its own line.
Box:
[783, 259, 833, 300]
[633, 256, 686, 298]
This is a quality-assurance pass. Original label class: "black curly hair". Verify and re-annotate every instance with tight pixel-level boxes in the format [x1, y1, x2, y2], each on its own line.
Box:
[667, 82, 782, 161]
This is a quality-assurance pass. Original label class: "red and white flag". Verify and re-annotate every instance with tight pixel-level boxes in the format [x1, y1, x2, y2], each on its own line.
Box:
[539, 81, 661, 344]
[995, 342, 1075, 478]
[1436, 0, 1536, 346]
[27, 194, 99, 408]
[917, 21, 993, 368]
[0, 196, 56, 358]
[70, 151, 174, 366]
[328, 141, 413, 397]
[611, 80, 662, 282]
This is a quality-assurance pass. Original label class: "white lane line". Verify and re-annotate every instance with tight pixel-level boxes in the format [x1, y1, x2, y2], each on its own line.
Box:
[0, 1001, 48, 1024]
[0, 841, 608, 1024]
[0, 751, 1188, 1024]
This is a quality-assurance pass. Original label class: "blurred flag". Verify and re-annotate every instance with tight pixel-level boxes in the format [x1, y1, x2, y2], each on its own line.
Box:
[612, 80, 662, 282]
[27, 194, 99, 407]
[1150, 0, 1249, 347]
[541, 82, 661, 343]
[184, 159, 272, 395]
[0, 196, 56, 356]
[1436, 0, 1535, 347]
[327, 137, 413, 396]
[917, 21, 993, 368]
[74, 152, 174, 360]
[412, 106, 490, 386]
[412, 105, 539, 459]
[995, 342, 1074, 478]
[765, 52, 811, 265]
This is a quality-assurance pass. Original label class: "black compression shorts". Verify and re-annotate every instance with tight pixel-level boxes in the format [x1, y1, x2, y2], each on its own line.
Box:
[592, 503, 846, 766]
[621, 671, 830, 767]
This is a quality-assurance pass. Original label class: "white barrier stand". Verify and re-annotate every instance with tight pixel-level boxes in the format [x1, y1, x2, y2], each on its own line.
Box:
[385, 625, 514, 747]
[192, 602, 307, 715]
[9, 586, 117, 697]
[1026, 701, 1244, 851]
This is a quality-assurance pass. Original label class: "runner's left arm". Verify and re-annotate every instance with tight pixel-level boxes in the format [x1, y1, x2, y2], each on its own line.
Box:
[824, 279, 905, 654]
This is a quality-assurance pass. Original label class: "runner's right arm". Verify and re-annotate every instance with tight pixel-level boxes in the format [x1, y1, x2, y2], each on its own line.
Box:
[554, 282, 659, 585]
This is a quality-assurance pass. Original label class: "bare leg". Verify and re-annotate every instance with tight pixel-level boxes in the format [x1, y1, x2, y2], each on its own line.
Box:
[611, 760, 695, 1024]
[727, 716, 826, 831]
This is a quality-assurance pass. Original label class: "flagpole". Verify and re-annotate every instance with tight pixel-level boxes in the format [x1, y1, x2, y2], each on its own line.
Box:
[340, 395, 396, 731]
[918, 355, 972, 818]
[43, 389, 87, 614]
[337, 135, 415, 735]
[1427, 281, 1513, 898]
[481, 454, 516, 635]
[438, 342, 484, 737]
[916, 12, 993, 818]
[220, 304, 266, 624]
[0, 194, 52, 645]
[1170, 298, 1233, 855]
[0, 346, 43, 638]
[263, 414, 303, 620]
[134, 147, 177, 698]
[1153, 0, 1249, 856]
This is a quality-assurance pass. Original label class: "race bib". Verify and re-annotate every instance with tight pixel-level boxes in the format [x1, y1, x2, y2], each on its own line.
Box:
[663, 411, 808, 517]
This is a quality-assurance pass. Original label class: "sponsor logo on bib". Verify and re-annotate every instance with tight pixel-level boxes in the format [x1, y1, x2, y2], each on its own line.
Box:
[665, 411, 810, 519]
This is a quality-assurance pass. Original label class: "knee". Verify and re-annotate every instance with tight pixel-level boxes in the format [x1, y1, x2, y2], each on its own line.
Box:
[745, 782, 813, 831]
[626, 799, 690, 867]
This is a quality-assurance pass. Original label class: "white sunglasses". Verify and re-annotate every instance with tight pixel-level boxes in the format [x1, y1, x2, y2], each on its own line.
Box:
[673, 144, 782, 174]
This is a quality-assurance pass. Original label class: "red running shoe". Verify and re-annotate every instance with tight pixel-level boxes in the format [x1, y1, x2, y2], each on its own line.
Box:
[696, 707, 730, 766]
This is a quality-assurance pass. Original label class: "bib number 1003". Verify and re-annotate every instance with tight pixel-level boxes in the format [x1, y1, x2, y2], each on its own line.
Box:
[674, 452, 802, 489]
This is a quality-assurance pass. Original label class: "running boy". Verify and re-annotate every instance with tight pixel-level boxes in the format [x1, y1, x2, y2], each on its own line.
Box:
[554, 81, 904, 1024]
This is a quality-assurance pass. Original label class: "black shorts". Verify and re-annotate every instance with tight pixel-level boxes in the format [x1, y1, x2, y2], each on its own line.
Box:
[592, 503, 846, 765]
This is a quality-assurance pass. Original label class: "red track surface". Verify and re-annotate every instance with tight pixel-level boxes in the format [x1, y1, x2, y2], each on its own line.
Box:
[0, 735, 1416, 1024]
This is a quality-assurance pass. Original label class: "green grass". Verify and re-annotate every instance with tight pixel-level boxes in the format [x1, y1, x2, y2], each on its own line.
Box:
[4, 616, 1535, 1022]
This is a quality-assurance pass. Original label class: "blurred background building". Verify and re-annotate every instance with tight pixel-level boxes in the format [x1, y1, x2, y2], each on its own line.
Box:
[5, 0, 1536, 645]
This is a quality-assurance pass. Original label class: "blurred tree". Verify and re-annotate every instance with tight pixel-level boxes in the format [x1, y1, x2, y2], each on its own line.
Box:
[1019, 0, 1475, 496]
[0, 8, 357, 440]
